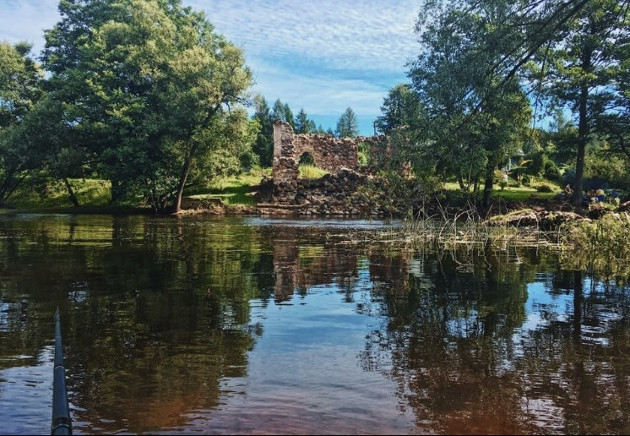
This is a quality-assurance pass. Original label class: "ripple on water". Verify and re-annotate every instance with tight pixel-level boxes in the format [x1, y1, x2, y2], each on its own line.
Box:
[0, 347, 55, 435]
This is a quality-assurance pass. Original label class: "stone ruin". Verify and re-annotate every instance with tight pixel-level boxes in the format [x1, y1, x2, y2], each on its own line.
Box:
[256, 121, 406, 215]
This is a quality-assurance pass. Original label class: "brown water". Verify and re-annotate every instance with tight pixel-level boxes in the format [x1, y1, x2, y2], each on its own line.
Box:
[0, 213, 629, 434]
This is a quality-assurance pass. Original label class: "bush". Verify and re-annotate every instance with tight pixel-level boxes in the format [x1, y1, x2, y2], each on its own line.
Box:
[544, 162, 560, 180]
[536, 184, 554, 193]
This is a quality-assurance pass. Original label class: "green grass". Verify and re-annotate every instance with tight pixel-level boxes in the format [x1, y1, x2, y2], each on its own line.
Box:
[299, 164, 328, 179]
[190, 168, 271, 206]
[8, 178, 112, 209]
[206, 168, 270, 191]
[4, 169, 566, 212]
[492, 186, 558, 201]
[443, 181, 560, 202]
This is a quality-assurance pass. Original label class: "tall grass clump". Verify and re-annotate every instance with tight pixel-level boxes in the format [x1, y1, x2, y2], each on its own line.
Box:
[298, 164, 328, 179]
[560, 212, 630, 283]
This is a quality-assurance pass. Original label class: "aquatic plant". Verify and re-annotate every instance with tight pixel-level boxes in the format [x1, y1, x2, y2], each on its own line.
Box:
[559, 212, 630, 283]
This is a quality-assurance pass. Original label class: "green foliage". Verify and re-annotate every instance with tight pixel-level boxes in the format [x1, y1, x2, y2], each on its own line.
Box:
[41, 0, 254, 213]
[251, 95, 274, 167]
[0, 42, 45, 205]
[9, 177, 111, 209]
[529, 0, 629, 203]
[407, 0, 533, 206]
[295, 108, 316, 134]
[583, 148, 630, 192]
[527, 151, 546, 176]
[544, 161, 560, 180]
[298, 152, 315, 166]
[561, 213, 630, 282]
[271, 99, 295, 129]
[357, 141, 371, 167]
[374, 84, 424, 134]
[335, 107, 359, 138]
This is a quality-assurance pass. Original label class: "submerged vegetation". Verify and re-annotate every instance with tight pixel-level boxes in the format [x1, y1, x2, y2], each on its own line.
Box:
[560, 213, 630, 283]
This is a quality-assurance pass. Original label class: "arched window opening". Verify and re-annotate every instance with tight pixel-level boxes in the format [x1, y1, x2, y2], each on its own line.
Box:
[298, 152, 328, 179]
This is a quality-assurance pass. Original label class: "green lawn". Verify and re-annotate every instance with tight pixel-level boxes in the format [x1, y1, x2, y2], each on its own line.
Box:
[190, 168, 270, 206]
[9, 178, 112, 209]
[443, 181, 560, 202]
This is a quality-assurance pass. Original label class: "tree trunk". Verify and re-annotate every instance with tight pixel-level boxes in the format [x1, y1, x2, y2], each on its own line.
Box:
[172, 144, 198, 214]
[110, 179, 125, 204]
[572, 82, 588, 206]
[457, 175, 466, 192]
[571, 38, 593, 206]
[482, 163, 494, 207]
[63, 177, 80, 207]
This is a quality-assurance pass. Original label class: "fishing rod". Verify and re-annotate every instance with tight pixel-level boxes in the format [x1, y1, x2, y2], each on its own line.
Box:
[51, 307, 72, 435]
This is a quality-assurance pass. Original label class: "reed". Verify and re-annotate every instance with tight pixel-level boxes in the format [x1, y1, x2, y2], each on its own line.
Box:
[559, 212, 630, 283]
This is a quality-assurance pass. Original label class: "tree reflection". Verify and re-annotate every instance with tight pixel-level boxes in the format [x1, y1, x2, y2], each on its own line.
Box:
[360, 245, 630, 434]
[2, 214, 630, 434]
[0, 215, 266, 433]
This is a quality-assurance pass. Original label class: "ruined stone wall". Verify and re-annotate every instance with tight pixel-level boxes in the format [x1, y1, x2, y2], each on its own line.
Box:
[268, 120, 409, 213]
[272, 120, 362, 178]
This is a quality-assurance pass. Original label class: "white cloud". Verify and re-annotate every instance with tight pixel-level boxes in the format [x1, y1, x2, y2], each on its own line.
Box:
[194, 0, 419, 73]
[0, 0, 422, 133]
[0, 0, 60, 54]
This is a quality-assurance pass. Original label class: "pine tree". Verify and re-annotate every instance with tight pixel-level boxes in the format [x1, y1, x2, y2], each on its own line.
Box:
[335, 107, 359, 138]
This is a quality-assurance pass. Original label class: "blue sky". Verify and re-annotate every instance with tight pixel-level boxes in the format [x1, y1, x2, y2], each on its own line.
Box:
[0, 0, 422, 136]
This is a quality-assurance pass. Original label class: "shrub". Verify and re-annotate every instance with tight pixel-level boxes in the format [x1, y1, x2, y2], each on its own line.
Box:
[536, 184, 554, 193]
[544, 162, 560, 180]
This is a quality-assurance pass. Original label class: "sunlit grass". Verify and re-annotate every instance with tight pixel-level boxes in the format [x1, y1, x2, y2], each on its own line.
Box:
[443, 181, 560, 201]
[192, 168, 271, 206]
[9, 178, 111, 209]
[206, 167, 270, 191]
[299, 164, 328, 179]
[492, 186, 558, 201]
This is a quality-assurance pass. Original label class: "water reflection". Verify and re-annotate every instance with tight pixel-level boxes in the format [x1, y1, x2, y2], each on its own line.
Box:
[0, 214, 628, 434]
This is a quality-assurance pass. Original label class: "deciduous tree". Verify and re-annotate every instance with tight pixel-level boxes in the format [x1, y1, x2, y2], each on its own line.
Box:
[0, 42, 45, 205]
[42, 0, 254, 213]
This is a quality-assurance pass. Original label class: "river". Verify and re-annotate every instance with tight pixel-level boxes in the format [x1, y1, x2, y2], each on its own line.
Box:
[0, 213, 628, 434]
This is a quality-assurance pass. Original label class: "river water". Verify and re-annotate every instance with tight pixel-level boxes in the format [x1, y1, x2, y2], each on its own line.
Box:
[0, 213, 628, 434]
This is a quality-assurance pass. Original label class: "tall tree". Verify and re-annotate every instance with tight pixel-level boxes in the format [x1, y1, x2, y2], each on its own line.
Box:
[42, 0, 254, 213]
[374, 84, 423, 134]
[531, 0, 629, 205]
[270, 98, 295, 129]
[335, 107, 359, 138]
[0, 42, 45, 205]
[294, 108, 316, 134]
[251, 95, 274, 167]
[408, 0, 532, 204]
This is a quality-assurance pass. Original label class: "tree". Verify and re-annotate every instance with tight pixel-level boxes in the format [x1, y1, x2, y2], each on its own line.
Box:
[335, 107, 359, 138]
[42, 0, 254, 213]
[374, 84, 423, 134]
[407, 0, 533, 204]
[270, 98, 295, 129]
[530, 0, 629, 205]
[251, 95, 274, 167]
[0, 42, 45, 205]
[187, 108, 259, 188]
[294, 108, 316, 134]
